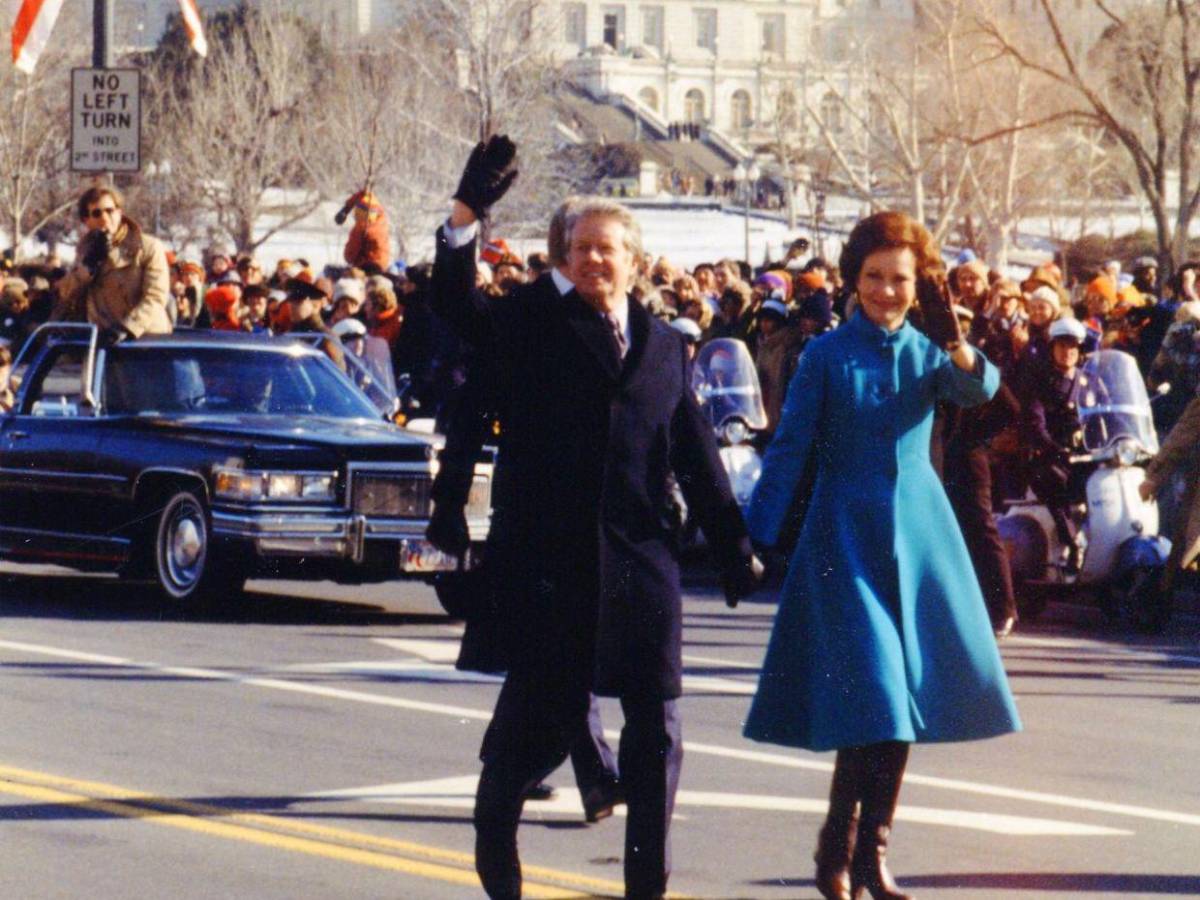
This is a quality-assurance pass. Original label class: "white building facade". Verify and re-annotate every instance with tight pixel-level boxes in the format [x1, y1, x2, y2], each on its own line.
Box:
[551, 0, 818, 136]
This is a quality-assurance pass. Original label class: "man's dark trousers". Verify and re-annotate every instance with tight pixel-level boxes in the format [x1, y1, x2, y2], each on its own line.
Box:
[474, 670, 681, 900]
[570, 695, 620, 799]
[946, 442, 1017, 626]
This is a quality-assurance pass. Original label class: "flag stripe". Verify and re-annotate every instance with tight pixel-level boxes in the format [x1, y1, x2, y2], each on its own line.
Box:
[179, 0, 207, 57]
[12, 0, 66, 74]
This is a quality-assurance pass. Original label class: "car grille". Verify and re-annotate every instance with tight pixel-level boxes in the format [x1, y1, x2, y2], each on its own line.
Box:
[350, 472, 491, 520]
[351, 473, 433, 518]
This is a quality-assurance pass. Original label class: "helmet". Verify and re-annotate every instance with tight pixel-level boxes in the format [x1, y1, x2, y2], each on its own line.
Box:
[332, 318, 367, 339]
[1048, 317, 1087, 344]
[759, 299, 789, 320]
[669, 317, 702, 343]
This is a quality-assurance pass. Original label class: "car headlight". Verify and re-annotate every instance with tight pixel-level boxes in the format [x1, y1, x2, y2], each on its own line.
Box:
[214, 467, 337, 502]
[1114, 438, 1140, 467]
[722, 419, 750, 445]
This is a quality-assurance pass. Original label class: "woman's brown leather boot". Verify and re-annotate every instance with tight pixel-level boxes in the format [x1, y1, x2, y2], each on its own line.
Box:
[814, 748, 863, 900]
[851, 741, 914, 900]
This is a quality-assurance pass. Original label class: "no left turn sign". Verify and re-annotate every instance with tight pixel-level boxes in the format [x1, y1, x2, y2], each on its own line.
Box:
[71, 68, 142, 173]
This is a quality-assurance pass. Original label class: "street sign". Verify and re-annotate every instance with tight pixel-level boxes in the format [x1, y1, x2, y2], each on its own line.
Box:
[70, 68, 141, 173]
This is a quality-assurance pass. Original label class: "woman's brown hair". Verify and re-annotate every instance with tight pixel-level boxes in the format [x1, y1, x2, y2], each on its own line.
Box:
[838, 211, 943, 295]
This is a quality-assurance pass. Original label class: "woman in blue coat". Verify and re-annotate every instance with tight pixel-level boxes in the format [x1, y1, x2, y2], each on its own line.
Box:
[744, 212, 1021, 900]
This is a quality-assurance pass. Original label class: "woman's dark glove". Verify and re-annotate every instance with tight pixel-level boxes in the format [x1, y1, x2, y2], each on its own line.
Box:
[81, 230, 110, 275]
[334, 206, 350, 226]
[722, 553, 764, 608]
[427, 503, 470, 557]
[917, 273, 963, 351]
[453, 135, 519, 220]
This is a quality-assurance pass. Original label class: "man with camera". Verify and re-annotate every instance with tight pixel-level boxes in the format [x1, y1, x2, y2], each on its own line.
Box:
[53, 186, 172, 343]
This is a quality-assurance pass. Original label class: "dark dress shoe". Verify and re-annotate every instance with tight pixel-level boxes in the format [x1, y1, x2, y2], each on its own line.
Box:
[581, 783, 625, 823]
[523, 782, 557, 801]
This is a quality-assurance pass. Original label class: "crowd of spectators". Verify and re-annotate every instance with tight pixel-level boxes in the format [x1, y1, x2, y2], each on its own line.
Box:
[3, 191, 1197, 479]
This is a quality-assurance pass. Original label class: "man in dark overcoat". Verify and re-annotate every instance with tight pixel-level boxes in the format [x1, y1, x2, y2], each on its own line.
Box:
[432, 137, 760, 900]
[427, 196, 623, 825]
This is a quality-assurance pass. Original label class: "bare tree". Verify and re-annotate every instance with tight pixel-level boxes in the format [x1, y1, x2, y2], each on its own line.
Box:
[144, 2, 329, 254]
[306, 31, 475, 260]
[0, 18, 89, 260]
[389, 0, 574, 239]
[799, 0, 976, 244]
[978, 0, 1200, 272]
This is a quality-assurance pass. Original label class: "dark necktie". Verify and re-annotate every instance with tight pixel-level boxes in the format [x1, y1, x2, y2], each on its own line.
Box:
[605, 312, 627, 361]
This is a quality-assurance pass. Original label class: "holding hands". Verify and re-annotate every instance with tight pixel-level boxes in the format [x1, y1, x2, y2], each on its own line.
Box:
[723, 553, 765, 608]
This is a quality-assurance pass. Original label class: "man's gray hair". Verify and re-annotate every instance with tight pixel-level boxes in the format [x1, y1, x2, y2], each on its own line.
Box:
[547, 196, 583, 267]
[560, 198, 644, 262]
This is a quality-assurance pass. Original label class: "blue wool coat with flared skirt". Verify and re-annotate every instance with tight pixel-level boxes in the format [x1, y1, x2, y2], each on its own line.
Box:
[744, 312, 1022, 752]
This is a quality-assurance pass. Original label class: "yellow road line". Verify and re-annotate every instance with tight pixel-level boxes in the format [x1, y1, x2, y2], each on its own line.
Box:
[0, 764, 647, 899]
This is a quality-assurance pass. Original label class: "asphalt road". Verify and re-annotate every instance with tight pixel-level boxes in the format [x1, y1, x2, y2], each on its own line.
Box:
[1, 562, 1198, 900]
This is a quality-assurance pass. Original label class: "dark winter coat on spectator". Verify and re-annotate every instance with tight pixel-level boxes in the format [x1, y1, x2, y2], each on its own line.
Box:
[755, 324, 808, 436]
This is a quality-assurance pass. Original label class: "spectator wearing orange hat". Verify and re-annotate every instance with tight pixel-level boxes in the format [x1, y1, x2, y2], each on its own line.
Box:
[1079, 274, 1117, 350]
[338, 189, 392, 273]
[204, 282, 244, 331]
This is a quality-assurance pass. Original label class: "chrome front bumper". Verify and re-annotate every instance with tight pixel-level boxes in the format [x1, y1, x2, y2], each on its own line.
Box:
[212, 508, 488, 572]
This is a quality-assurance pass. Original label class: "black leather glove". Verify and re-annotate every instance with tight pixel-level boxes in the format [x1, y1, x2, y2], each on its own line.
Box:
[427, 502, 470, 557]
[452, 135, 519, 220]
[917, 272, 963, 351]
[81, 230, 110, 276]
[98, 324, 129, 347]
[722, 554, 764, 608]
[334, 206, 351, 226]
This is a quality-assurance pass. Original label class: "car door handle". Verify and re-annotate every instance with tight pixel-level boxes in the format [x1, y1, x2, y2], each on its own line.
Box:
[7, 431, 29, 440]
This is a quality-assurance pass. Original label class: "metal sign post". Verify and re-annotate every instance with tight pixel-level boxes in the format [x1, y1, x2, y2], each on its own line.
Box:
[94, 0, 113, 68]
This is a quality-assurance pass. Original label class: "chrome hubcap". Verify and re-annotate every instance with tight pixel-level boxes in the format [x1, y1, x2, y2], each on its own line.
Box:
[161, 500, 205, 593]
[172, 519, 202, 568]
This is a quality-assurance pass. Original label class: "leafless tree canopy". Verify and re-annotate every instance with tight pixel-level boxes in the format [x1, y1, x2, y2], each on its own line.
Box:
[9, 0, 1200, 270]
[0, 9, 91, 258]
[978, 0, 1200, 271]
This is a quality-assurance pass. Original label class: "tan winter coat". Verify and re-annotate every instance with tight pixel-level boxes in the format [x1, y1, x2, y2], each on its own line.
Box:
[1144, 392, 1200, 569]
[55, 217, 172, 337]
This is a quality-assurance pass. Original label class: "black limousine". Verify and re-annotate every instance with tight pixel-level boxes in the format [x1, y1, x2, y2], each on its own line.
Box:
[0, 324, 490, 608]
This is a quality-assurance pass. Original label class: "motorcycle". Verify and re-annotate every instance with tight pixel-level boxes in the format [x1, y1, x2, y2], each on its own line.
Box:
[692, 338, 768, 513]
[997, 349, 1172, 631]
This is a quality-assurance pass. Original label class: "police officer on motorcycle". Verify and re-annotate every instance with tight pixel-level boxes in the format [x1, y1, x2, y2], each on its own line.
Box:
[1022, 317, 1092, 573]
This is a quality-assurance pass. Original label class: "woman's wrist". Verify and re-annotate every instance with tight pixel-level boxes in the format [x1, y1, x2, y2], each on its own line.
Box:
[950, 342, 976, 370]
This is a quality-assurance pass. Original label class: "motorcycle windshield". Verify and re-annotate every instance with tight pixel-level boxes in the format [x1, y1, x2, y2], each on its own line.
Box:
[1074, 350, 1158, 453]
[692, 338, 768, 430]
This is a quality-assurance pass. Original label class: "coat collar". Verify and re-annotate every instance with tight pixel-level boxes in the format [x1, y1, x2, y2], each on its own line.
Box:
[565, 292, 621, 382]
[622, 292, 652, 380]
[564, 292, 652, 383]
[848, 309, 910, 348]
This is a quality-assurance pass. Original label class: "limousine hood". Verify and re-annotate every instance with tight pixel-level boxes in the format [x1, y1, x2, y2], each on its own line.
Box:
[138, 414, 438, 460]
